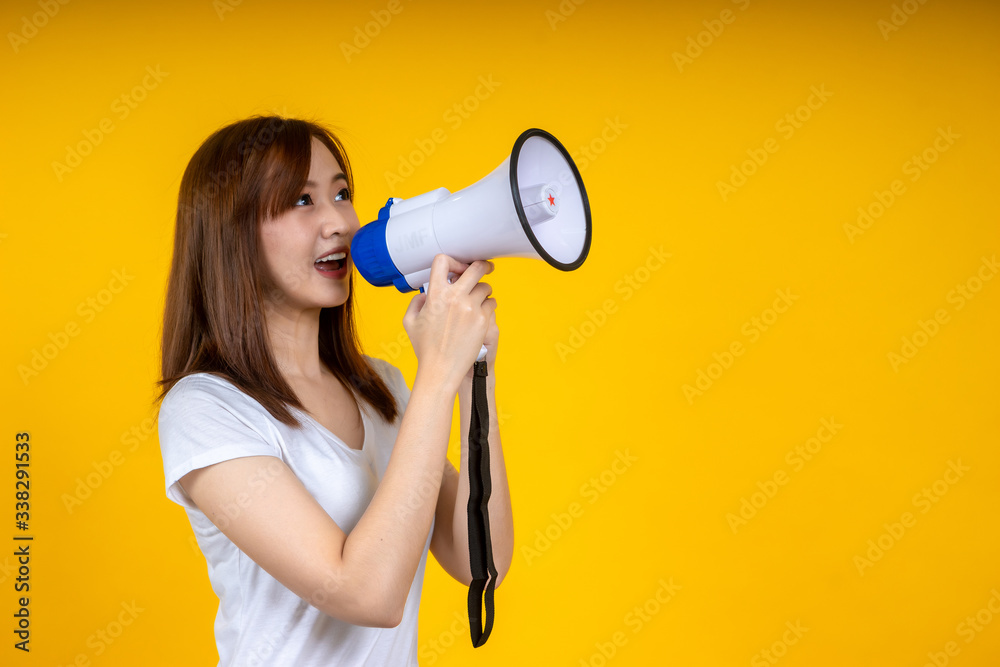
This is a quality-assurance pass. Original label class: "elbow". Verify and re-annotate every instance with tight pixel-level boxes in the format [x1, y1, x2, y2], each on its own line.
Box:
[349, 595, 406, 629]
[465, 561, 511, 591]
[367, 597, 404, 629]
[332, 599, 402, 629]
[310, 568, 405, 628]
[382, 606, 405, 629]
[347, 609, 401, 629]
[368, 581, 407, 628]
[317, 597, 403, 629]
[464, 543, 513, 591]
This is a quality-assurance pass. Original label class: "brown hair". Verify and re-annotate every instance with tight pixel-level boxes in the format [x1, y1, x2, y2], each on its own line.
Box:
[155, 114, 398, 427]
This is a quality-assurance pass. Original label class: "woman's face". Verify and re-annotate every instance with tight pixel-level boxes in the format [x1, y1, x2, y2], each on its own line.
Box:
[259, 135, 360, 313]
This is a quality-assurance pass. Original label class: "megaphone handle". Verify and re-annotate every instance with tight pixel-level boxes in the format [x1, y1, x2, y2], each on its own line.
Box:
[420, 282, 489, 363]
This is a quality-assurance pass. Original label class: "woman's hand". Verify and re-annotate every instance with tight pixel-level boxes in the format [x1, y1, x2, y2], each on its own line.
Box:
[402, 254, 497, 392]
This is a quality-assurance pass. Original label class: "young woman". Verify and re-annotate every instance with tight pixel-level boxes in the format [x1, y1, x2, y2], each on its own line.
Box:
[155, 115, 513, 665]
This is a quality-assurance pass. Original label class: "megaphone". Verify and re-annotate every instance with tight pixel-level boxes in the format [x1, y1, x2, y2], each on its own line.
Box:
[351, 127, 592, 296]
[351, 129, 590, 648]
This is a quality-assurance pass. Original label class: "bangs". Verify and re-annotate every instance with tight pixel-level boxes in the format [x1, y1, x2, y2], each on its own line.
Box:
[253, 119, 355, 224]
[255, 120, 312, 223]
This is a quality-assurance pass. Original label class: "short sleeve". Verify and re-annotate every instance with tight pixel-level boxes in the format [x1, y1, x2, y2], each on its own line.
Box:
[157, 375, 282, 510]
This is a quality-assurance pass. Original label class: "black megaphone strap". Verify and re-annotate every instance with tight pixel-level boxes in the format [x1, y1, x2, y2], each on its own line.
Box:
[467, 359, 497, 647]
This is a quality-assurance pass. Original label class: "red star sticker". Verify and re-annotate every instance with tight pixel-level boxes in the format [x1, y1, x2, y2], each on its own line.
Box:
[547, 193, 555, 207]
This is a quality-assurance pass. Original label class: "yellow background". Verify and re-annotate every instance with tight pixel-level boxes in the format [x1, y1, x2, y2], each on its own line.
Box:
[2, 0, 999, 664]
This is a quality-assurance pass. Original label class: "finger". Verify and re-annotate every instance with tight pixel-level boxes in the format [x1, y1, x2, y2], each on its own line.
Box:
[428, 254, 470, 292]
[403, 291, 426, 324]
[453, 259, 494, 293]
[470, 281, 493, 303]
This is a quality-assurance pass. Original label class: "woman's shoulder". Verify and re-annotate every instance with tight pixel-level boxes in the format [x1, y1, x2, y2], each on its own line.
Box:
[158, 372, 263, 425]
[163, 371, 244, 400]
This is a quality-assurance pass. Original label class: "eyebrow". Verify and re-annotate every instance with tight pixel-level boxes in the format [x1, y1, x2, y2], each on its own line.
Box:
[304, 173, 347, 187]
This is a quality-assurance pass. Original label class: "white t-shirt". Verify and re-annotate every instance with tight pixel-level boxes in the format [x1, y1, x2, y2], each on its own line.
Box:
[157, 355, 433, 666]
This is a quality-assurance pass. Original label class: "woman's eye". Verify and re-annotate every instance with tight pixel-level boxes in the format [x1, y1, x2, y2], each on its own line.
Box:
[295, 193, 313, 206]
[335, 188, 352, 202]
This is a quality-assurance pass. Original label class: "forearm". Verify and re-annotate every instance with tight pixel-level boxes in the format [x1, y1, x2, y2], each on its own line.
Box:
[455, 369, 514, 586]
[342, 367, 458, 622]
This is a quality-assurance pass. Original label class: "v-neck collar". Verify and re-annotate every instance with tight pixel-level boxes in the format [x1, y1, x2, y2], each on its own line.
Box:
[296, 405, 370, 454]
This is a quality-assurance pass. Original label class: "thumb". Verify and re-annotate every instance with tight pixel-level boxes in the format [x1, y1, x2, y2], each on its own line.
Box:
[403, 291, 427, 326]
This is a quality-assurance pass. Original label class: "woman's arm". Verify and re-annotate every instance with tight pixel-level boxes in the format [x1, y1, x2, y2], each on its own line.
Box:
[178, 364, 458, 628]
[430, 370, 514, 588]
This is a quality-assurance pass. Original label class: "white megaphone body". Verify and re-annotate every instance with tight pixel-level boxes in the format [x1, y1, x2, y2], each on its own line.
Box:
[351, 128, 592, 360]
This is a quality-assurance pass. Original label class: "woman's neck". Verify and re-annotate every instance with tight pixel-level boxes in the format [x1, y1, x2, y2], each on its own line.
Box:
[263, 302, 327, 382]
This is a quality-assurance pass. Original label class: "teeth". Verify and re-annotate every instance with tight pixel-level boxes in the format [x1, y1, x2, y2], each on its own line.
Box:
[316, 251, 347, 263]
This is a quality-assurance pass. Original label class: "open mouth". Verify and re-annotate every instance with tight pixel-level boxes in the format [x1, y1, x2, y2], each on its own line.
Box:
[315, 251, 347, 272]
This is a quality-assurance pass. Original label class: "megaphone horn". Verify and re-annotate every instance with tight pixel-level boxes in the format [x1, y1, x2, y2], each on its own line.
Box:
[351, 128, 592, 294]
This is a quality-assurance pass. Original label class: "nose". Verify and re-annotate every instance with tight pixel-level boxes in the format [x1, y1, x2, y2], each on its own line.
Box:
[319, 200, 351, 239]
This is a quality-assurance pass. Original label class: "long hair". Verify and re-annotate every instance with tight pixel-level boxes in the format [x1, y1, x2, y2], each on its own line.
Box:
[155, 115, 398, 427]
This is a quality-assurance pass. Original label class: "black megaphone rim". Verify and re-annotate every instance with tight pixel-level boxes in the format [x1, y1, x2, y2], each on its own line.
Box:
[508, 128, 592, 271]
